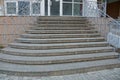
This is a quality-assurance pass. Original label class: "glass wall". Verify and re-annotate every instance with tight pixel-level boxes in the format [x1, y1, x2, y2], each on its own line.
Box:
[50, 0, 60, 16]
[45, 0, 48, 15]
[63, 0, 83, 16]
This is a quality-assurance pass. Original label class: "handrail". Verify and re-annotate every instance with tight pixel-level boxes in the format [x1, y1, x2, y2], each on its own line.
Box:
[85, 0, 120, 48]
[98, 9, 120, 26]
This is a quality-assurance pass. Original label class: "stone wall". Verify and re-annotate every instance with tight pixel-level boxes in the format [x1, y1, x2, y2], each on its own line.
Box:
[88, 17, 111, 40]
[0, 16, 37, 46]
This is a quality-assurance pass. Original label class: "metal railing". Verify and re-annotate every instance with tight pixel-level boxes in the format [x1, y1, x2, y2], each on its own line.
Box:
[85, 0, 120, 49]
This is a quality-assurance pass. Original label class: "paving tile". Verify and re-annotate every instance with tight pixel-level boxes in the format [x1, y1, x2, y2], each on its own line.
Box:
[0, 68, 120, 80]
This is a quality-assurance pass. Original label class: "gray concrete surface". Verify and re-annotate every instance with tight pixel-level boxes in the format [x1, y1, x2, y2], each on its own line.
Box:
[0, 68, 120, 80]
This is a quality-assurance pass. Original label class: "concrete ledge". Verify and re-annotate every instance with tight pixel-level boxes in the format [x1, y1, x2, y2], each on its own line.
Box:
[107, 32, 120, 48]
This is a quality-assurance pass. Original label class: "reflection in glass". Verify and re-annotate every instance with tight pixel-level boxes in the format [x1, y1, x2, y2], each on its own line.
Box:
[63, 0, 72, 2]
[74, 4, 82, 16]
[45, 0, 48, 15]
[74, 0, 82, 2]
[32, 3, 40, 14]
[7, 2, 16, 14]
[51, 0, 60, 15]
[63, 3, 72, 15]
[18, 1, 30, 15]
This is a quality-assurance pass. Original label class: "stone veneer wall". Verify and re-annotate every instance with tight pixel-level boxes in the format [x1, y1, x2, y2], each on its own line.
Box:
[0, 16, 37, 46]
[88, 17, 111, 39]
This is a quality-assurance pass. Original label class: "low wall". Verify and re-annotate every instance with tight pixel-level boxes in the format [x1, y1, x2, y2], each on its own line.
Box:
[0, 17, 115, 47]
[0, 16, 37, 46]
[88, 17, 112, 40]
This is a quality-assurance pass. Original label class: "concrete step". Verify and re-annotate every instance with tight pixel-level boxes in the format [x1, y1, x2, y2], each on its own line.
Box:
[21, 34, 101, 39]
[26, 30, 98, 34]
[35, 24, 91, 27]
[1, 47, 114, 56]
[30, 26, 94, 30]
[0, 59, 120, 76]
[0, 52, 118, 65]
[36, 21, 89, 24]
[9, 42, 109, 50]
[37, 16, 88, 21]
[15, 37, 105, 44]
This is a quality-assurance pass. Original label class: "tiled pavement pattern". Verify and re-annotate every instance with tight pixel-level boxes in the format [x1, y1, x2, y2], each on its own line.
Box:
[0, 68, 120, 80]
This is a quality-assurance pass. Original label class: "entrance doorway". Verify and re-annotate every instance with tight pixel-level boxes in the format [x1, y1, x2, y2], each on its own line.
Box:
[50, 0, 60, 16]
[45, 0, 83, 16]
[47, 0, 60, 16]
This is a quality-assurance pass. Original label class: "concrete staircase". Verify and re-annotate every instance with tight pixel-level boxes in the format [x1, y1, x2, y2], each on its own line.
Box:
[0, 16, 120, 76]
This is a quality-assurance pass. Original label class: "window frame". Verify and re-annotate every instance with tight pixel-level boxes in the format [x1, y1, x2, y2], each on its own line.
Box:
[5, 1, 17, 16]
[5, 0, 41, 16]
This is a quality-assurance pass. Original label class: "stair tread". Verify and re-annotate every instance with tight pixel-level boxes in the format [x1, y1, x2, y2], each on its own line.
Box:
[16, 37, 104, 41]
[30, 26, 93, 29]
[21, 34, 100, 39]
[10, 42, 108, 47]
[0, 59, 120, 72]
[27, 30, 96, 31]
[21, 33, 100, 36]
[27, 30, 97, 32]
[2, 47, 113, 54]
[26, 30, 97, 34]
[0, 52, 118, 62]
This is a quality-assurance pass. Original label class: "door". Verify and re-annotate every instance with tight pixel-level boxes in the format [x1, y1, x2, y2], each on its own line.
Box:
[48, 0, 60, 16]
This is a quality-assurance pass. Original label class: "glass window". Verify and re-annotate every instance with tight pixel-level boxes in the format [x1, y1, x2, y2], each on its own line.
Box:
[6, 2, 16, 14]
[63, 3, 72, 15]
[45, 0, 48, 15]
[32, 3, 40, 14]
[74, 4, 82, 16]
[74, 0, 82, 2]
[63, 0, 72, 2]
[18, 1, 30, 15]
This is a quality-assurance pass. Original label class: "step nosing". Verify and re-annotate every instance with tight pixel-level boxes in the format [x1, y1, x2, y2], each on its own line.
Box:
[0, 52, 118, 61]
[16, 37, 104, 40]
[0, 59, 120, 72]
[9, 42, 108, 46]
[2, 47, 113, 53]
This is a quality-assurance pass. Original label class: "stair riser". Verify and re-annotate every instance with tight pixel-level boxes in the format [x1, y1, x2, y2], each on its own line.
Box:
[10, 44, 108, 50]
[1, 64, 120, 76]
[30, 27, 94, 30]
[2, 49, 113, 57]
[36, 21, 89, 24]
[35, 24, 91, 27]
[0, 55, 118, 65]
[16, 39, 105, 44]
[26, 30, 98, 34]
[37, 18, 87, 21]
[21, 34, 100, 39]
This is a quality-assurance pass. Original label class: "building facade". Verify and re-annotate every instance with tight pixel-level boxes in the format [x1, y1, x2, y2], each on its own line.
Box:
[0, 0, 100, 16]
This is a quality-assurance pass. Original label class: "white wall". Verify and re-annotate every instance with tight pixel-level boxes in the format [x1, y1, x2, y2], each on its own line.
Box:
[84, 0, 99, 17]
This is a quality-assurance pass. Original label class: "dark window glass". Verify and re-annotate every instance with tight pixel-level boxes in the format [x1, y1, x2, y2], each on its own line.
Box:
[63, 3, 72, 15]
[18, 1, 30, 15]
[7, 2, 16, 14]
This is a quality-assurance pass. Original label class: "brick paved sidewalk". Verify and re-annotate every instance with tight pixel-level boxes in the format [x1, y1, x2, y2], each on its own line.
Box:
[0, 68, 120, 80]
